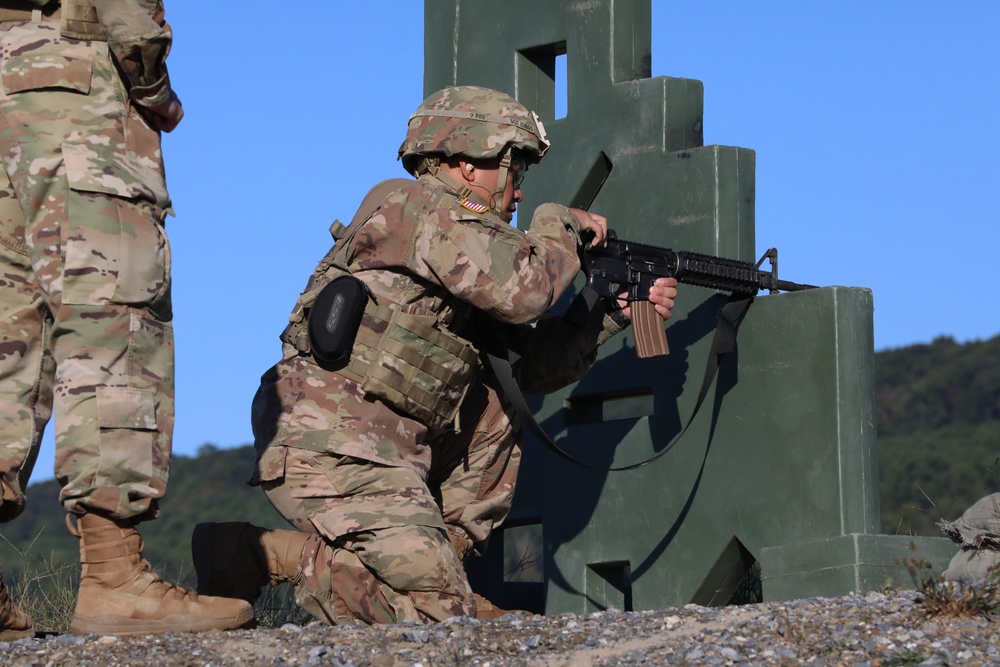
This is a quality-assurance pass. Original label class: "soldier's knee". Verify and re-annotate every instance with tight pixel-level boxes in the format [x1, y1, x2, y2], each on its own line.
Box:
[357, 525, 466, 594]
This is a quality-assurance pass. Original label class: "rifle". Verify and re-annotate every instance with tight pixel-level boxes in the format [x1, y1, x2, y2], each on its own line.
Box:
[581, 229, 817, 358]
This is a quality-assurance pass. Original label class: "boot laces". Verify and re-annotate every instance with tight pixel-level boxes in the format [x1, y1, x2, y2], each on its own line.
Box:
[128, 558, 196, 603]
[71, 514, 200, 603]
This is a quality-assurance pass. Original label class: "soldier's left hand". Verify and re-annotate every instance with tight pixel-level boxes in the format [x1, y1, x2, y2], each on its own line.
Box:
[569, 209, 608, 248]
[618, 277, 678, 321]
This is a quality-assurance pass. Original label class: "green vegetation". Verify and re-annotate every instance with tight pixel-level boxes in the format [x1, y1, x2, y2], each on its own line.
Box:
[0, 444, 286, 588]
[0, 444, 294, 633]
[877, 334, 1000, 535]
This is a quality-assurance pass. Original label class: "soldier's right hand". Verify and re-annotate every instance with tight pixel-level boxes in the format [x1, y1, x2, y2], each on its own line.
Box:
[140, 91, 185, 133]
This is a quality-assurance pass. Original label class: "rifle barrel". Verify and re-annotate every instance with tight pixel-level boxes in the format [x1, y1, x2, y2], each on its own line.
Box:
[773, 278, 818, 292]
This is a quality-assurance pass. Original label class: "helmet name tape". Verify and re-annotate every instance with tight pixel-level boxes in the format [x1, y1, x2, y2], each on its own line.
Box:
[409, 109, 543, 139]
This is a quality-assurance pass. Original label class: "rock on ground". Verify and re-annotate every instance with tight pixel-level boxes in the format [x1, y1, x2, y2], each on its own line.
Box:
[2, 590, 998, 666]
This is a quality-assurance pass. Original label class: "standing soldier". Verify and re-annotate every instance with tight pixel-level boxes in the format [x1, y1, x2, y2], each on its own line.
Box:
[193, 86, 678, 624]
[0, 0, 252, 636]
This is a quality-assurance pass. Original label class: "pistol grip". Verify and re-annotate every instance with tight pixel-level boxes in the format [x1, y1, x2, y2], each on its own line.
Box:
[632, 300, 669, 358]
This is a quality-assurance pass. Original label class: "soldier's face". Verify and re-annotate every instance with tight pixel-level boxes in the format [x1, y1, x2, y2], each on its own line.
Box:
[498, 159, 526, 223]
[456, 158, 527, 222]
[467, 159, 524, 223]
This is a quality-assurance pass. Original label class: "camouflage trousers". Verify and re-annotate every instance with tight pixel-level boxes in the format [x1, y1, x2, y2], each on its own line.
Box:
[0, 19, 174, 522]
[255, 374, 521, 624]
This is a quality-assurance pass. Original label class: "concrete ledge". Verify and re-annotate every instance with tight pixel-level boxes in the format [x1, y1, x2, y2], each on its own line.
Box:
[760, 534, 957, 602]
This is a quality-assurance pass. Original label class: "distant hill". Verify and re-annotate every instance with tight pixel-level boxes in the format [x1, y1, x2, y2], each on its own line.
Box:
[2, 334, 998, 583]
[876, 334, 1000, 535]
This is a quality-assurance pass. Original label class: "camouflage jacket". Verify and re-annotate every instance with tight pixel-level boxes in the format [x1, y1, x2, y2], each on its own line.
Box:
[96, 0, 176, 109]
[257, 174, 627, 470]
[342, 174, 582, 325]
[20, 0, 177, 109]
[332, 172, 625, 400]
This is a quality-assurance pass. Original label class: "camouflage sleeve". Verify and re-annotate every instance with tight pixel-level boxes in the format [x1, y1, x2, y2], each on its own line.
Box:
[93, 0, 175, 109]
[509, 304, 629, 394]
[412, 199, 583, 325]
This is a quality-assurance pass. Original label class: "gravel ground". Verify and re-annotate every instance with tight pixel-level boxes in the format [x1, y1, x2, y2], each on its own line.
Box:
[1, 590, 996, 666]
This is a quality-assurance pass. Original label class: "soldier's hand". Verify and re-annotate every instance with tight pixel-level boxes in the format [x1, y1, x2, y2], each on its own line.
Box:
[569, 209, 608, 248]
[140, 92, 184, 133]
[618, 277, 678, 321]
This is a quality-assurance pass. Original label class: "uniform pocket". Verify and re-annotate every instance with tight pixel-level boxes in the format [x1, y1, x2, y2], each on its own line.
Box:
[63, 141, 169, 206]
[1, 43, 92, 95]
[95, 385, 157, 487]
[97, 386, 157, 430]
[61, 141, 171, 309]
[251, 446, 288, 486]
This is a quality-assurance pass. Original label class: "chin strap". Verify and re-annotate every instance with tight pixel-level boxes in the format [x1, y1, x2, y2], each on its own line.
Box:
[417, 157, 495, 213]
[491, 150, 513, 215]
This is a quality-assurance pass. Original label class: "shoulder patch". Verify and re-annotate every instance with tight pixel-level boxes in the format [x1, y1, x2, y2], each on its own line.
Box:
[459, 198, 489, 214]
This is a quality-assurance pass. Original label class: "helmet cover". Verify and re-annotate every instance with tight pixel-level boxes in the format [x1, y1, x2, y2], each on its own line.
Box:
[398, 86, 549, 175]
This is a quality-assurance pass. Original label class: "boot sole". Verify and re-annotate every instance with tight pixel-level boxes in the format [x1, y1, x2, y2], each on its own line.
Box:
[68, 607, 255, 636]
[0, 627, 34, 640]
[191, 522, 218, 596]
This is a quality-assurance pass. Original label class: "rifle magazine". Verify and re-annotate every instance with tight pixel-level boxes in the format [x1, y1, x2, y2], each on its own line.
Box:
[632, 301, 669, 358]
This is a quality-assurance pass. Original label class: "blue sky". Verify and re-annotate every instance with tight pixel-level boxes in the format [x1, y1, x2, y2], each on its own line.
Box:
[28, 3, 1000, 483]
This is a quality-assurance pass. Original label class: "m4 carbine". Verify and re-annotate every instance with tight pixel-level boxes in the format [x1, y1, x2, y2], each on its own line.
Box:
[582, 229, 816, 357]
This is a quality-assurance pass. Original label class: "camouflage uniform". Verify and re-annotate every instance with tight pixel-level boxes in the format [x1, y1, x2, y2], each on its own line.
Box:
[0, 0, 176, 523]
[0, 2, 257, 637]
[251, 89, 628, 623]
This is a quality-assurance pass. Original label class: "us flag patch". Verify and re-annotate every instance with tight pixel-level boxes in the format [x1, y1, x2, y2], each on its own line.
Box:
[460, 198, 489, 213]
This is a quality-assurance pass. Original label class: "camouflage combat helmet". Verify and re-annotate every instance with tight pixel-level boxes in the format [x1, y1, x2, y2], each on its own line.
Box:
[398, 86, 550, 176]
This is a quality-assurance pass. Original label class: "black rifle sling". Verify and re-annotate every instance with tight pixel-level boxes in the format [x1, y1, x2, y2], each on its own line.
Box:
[485, 293, 753, 472]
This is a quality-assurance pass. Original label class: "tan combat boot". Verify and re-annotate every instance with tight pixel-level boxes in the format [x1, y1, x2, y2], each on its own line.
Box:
[68, 513, 254, 636]
[449, 532, 520, 619]
[191, 522, 310, 604]
[0, 569, 33, 640]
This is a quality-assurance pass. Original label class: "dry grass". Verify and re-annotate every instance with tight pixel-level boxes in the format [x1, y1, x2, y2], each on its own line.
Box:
[900, 540, 1000, 619]
[2, 532, 311, 634]
[503, 524, 543, 583]
[2, 530, 79, 635]
[253, 583, 313, 628]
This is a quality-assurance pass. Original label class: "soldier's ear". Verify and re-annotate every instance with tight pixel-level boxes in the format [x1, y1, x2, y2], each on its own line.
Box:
[459, 160, 476, 183]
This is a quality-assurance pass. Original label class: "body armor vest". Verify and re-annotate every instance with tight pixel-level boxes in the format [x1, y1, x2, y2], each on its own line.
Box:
[63, 0, 161, 40]
[59, 0, 104, 40]
[0, 0, 161, 41]
[281, 179, 481, 434]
